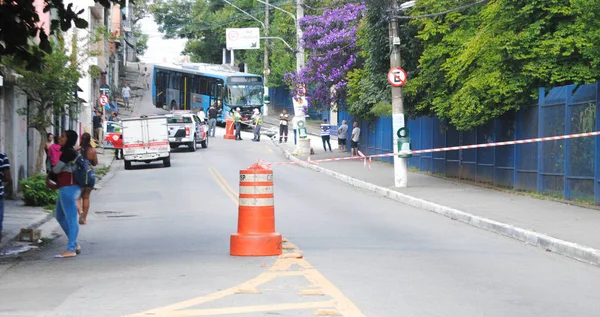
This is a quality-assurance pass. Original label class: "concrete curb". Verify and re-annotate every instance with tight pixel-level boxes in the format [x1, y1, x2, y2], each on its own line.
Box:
[276, 144, 600, 267]
[0, 211, 54, 250]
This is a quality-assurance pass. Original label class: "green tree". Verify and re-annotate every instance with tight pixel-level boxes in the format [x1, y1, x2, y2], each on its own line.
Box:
[134, 25, 149, 57]
[404, 0, 600, 130]
[346, 0, 422, 121]
[7, 41, 81, 173]
[0, 0, 125, 70]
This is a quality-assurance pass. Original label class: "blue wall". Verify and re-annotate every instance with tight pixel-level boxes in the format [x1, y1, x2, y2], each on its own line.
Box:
[271, 83, 600, 205]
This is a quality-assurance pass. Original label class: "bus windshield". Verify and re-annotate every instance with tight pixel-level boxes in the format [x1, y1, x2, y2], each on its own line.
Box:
[226, 84, 263, 107]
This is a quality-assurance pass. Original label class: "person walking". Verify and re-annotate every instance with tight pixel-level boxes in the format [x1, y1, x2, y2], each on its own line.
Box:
[234, 107, 243, 141]
[279, 109, 290, 143]
[320, 118, 332, 152]
[337, 120, 348, 153]
[0, 151, 12, 243]
[144, 67, 151, 90]
[207, 104, 218, 137]
[77, 133, 98, 225]
[121, 82, 131, 110]
[351, 121, 361, 157]
[50, 130, 81, 258]
[251, 108, 262, 142]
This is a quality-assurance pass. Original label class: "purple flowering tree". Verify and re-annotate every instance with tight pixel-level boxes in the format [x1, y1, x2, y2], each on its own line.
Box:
[285, 3, 366, 109]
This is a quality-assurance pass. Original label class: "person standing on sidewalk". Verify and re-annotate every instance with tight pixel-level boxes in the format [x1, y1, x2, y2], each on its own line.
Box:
[0, 152, 12, 243]
[251, 108, 262, 142]
[234, 107, 243, 141]
[121, 82, 131, 110]
[292, 115, 301, 145]
[279, 109, 290, 143]
[337, 120, 348, 153]
[351, 121, 361, 157]
[51, 130, 81, 258]
[93, 111, 102, 144]
[207, 104, 218, 137]
[321, 118, 332, 152]
[77, 133, 98, 225]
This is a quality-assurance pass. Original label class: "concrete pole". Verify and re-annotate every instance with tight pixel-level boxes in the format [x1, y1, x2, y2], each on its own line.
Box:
[263, 0, 270, 115]
[296, 0, 305, 71]
[390, 0, 408, 187]
[264, 0, 269, 86]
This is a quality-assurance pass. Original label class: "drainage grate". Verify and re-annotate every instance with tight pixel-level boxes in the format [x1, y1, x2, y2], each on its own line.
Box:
[95, 211, 121, 215]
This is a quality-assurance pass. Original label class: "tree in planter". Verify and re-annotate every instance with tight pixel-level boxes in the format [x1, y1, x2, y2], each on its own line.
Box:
[10, 44, 81, 174]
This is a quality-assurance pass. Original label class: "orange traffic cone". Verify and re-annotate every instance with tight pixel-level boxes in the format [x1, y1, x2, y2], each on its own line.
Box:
[224, 119, 235, 140]
[230, 161, 282, 256]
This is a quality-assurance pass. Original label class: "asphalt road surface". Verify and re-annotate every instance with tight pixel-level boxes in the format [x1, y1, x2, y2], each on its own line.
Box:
[0, 104, 598, 317]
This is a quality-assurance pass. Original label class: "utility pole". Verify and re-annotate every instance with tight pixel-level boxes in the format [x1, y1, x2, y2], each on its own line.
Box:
[263, 0, 270, 115]
[390, 0, 408, 187]
[264, 0, 269, 85]
[296, 0, 305, 70]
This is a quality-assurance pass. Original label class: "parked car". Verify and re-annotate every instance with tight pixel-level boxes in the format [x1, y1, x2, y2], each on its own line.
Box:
[165, 111, 208, 151]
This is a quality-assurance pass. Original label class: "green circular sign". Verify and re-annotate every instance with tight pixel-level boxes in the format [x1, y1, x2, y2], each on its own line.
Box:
[297, 121, 305, 128]
[397, 127, 409, 138]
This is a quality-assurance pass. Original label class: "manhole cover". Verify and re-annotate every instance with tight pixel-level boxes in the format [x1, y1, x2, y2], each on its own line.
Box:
[95, 211, 121, 214]
[106, 215, 137, 218]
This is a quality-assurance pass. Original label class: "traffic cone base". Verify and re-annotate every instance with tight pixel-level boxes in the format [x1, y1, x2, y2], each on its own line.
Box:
[230, 233, 282, 256]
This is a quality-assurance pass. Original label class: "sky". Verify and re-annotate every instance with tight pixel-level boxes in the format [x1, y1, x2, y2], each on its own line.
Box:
[137, 17, 187, 64]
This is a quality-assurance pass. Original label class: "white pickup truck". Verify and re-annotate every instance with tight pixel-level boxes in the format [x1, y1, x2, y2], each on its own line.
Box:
[166, 111, 208, 152]
[122, 115, 171, 170]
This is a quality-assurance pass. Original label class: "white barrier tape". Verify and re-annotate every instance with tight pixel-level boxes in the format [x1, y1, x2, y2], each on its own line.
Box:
[239, 186, 274, 195]
[275, 130, 600, 166]
[239, 197, 275, 207]
[239, 173, 274, 182]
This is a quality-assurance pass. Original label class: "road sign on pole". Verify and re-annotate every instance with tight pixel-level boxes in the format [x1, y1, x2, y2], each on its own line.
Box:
[99, 94, 109, 106]
[226, 28, 261, 50]
[387, 67, 407, 87]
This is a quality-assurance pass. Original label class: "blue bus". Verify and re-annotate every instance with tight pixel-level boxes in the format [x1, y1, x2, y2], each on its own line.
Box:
[151, 63, 264, 123]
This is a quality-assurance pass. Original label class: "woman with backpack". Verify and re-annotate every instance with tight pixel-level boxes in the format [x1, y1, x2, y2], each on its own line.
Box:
[50, 130, 82, 258]
[77, 133, 98, 225]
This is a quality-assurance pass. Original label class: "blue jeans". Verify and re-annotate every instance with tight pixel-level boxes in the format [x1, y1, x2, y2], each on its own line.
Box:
[208, 118, 217, 137]
[254, 124, 262, 140]
[55, 185, 81, 251]
[294, 129, 297, 145]
[0, 197, 4, 234]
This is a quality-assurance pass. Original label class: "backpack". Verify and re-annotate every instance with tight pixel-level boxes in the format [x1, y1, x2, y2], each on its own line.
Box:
[72, 153, 95, 187]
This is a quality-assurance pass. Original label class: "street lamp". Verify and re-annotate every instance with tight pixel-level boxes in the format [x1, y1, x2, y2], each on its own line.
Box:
[390, 0, 416, 188]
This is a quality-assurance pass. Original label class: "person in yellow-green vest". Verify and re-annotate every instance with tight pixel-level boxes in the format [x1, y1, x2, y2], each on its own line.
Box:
[251, 108, 262, 142]
[234, 107, 243, 141]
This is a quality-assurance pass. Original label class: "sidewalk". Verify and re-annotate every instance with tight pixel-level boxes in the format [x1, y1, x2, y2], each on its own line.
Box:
[0, 63, 143, 252]
[273, 133, 600, 267]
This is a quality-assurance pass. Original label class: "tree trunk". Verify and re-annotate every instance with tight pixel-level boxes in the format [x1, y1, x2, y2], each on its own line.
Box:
[35, 128, 47, 174]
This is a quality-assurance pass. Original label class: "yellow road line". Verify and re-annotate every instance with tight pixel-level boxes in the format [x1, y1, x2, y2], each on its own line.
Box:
[126, 179, 365, 317]
[154, 301, 336, 317]
[208, 167, 238, 206]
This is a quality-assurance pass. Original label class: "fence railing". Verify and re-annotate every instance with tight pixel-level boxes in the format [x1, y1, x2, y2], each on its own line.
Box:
[271, 82, 600, 205]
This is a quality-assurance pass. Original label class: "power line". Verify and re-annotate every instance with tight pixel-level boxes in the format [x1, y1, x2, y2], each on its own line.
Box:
[396, 0, 489, 19]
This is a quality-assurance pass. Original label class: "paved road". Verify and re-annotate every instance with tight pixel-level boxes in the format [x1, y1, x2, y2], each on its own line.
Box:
[0, 101, 599, 316]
